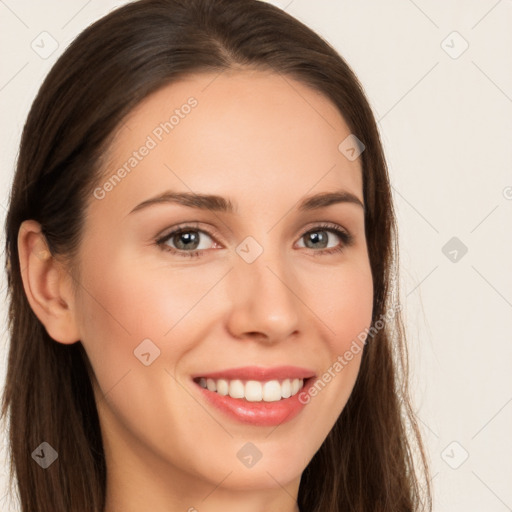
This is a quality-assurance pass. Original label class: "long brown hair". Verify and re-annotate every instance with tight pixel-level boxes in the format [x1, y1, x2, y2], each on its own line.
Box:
[1, 0, 432, 510]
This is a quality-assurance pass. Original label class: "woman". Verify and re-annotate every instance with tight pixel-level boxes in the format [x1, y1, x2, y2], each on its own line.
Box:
[1, 0, 431, 510]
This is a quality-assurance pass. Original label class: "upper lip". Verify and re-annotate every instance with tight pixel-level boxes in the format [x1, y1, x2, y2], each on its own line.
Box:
[192, 365, 316, 382]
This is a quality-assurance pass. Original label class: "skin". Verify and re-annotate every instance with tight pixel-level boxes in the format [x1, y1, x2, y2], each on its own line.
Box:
[18, 69, 373, 512]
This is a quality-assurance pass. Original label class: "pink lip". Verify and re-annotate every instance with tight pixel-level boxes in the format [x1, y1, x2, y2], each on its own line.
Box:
[191, 365, 316, 382]
[190, 366, 317, 427]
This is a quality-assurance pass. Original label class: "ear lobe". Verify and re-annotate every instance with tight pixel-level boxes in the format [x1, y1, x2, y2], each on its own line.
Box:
[17, 220, 81, 344]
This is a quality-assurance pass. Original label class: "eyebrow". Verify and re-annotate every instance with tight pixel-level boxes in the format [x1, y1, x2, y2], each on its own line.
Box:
[129, 189, 364, 215]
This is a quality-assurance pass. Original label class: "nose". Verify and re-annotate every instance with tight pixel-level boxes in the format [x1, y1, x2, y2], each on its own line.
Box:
[225, 246, 302, 344]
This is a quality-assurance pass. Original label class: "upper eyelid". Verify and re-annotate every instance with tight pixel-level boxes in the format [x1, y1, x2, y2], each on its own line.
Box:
[156, 223, 219, 243]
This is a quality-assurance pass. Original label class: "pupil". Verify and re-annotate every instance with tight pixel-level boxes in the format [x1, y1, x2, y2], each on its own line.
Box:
[176, 231, 198, 250]
[308, 231, 327, 249]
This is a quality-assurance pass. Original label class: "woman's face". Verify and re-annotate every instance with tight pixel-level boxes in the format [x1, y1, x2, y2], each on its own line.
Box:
[73, 69, 373, 507]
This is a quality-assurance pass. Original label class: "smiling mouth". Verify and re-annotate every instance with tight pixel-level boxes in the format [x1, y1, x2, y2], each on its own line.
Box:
[193, 377, 310, 402]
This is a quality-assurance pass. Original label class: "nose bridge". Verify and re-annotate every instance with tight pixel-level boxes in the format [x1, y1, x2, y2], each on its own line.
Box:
[226, 239, 302, 341]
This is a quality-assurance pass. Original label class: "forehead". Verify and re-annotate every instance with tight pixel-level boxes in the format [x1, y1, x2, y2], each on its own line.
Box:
[95, 69, 363, 216]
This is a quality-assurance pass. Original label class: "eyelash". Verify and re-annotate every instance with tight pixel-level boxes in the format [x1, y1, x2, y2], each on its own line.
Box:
[155, 222, 354, 259]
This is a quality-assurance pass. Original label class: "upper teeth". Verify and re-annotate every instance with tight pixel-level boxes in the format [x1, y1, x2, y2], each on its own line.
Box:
[198, 378, 304, 402]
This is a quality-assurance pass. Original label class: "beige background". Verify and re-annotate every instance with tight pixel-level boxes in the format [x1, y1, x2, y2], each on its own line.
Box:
[1, 1, 511, 510]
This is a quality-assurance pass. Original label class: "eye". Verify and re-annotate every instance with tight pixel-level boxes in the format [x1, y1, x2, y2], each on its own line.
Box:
[156, 225, 218, 258]
[296, 223, 354, 255]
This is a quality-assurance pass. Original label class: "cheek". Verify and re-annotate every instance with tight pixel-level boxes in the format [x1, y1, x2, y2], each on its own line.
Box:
[300, 260, 373, 414]
[75, 249, 227, 387]
[308, 260, 374, 353]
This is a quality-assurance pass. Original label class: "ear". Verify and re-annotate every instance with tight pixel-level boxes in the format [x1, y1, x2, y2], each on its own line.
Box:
[17, 220, 81, 344]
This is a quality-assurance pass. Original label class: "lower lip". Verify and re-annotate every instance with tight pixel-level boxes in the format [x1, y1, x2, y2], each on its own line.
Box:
[193, 378, 315, 427]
